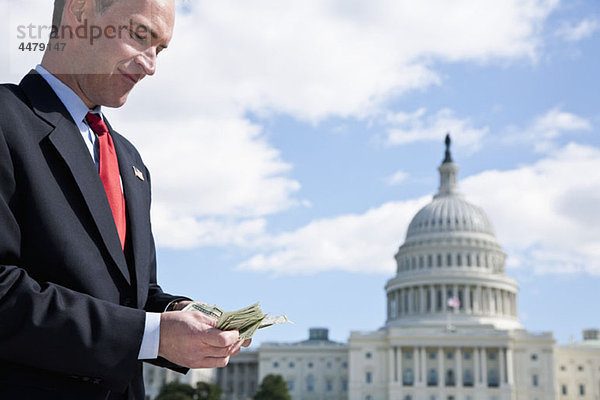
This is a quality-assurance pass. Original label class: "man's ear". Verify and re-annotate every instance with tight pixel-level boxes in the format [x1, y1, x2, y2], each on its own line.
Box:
[66, 0, 89, 23]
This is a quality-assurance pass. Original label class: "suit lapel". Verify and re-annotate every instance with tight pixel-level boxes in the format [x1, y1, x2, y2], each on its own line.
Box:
[20, 71, 131, 284]
[110, 129, 151, 306]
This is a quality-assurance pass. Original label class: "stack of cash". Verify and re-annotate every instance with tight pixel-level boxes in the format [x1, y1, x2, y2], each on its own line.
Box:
[182, 302, 290, 340]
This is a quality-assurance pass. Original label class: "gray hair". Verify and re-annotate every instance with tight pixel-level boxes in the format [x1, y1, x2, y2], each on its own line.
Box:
[52, 0, 119, 27]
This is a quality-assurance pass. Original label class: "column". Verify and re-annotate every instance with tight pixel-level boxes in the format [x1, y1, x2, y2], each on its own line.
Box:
[397, 347, 403, 387]
[488, 288, 495, 315]
[437, 347, 444, 388]
[474, 286, 480, 313]
[453, 285, 459, 313]
[442, 284, 447, 312]
[421, 347, 427, 386]
[456, 347, 463, 387]
[499, 347, 506, 386]
[244, 362, 250, 397]
[389, 347, 396, 382]
[399, 289, 404, 315]
[420, 286, 426, 313]
[465, 285, 471, 314]
[430, 286, 436, 313]
[481, 348, 488, 387]
[408, 287, 414, 315]
[473, 347, 480, 386]
[506, 348, 514, 385]
[496, 289, 502, 314]
[512, 293, 517, 316]
[413, 347, 420, 386]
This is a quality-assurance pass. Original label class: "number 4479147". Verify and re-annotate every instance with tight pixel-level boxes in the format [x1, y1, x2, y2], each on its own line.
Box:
[18, 42, 66, 52]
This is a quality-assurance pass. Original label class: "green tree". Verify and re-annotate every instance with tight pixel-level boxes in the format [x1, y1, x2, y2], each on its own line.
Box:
[155, 382, 195, 400]
[195, 381, 222, 400]
[253, 374, 291, 400]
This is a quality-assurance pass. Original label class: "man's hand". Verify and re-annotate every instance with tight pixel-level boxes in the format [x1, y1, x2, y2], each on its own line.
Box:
[158, 310, 251, 368]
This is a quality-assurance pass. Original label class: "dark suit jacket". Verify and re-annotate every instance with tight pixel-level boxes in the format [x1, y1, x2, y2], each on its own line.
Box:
[0, 71, 185, 399]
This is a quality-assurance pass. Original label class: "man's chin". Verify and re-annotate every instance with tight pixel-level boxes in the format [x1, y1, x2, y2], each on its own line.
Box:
[103, 94, 130, 108]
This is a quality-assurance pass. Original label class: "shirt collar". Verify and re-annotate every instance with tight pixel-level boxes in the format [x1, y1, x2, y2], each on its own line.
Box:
[35, 64, 102, 129]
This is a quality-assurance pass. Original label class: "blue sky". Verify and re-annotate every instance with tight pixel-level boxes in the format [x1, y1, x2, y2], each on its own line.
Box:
[1, 0, 599, 346]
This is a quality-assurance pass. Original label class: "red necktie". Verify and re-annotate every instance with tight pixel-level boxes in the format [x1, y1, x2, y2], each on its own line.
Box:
[85, 113, 127, 250]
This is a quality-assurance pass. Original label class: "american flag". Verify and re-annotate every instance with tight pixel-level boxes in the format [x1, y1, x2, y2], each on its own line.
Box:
[447, 296, 460, 309]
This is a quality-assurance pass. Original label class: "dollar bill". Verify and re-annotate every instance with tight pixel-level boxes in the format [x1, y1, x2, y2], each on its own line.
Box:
[182, 302, 290, 340]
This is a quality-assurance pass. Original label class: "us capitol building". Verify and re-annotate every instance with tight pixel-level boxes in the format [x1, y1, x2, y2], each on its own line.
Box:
[144, 137, 600, 400]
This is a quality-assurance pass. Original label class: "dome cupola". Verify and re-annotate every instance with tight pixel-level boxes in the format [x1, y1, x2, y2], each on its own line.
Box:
[385, 135, 521, 330]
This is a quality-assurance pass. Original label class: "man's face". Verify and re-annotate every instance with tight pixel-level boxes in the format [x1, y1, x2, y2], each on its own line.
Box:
[64, 0, 175, 108]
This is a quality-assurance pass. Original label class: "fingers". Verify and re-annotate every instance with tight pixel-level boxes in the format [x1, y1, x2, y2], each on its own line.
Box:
[202, 327, 240, 347]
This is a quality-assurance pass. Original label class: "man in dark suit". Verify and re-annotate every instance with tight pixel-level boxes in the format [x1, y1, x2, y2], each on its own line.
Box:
[0, 0, 249, 398]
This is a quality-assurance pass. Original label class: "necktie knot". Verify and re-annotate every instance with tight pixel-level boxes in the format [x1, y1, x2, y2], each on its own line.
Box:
[85, 112, 108, 136]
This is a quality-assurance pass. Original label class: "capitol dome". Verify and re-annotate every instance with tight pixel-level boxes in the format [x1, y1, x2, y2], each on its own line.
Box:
[385, 135, 521, 330]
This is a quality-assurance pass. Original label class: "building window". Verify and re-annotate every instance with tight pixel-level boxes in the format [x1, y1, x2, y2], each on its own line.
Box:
[306, 375, 314, 392]
[404, 368, 414, 386]
[288, 361, 295, 368]
[404, 396, 412, 400]
[532, 374, 538, 387]
[463, 369, 473, 387]
[405, 352, 412, 360]
[326, 361, 332, 368]
[308, 362, 313, 368]
[428, 254, 433, 267]
[447, 253, 452, 266]
[467, 254, 472, 266]
[531, 353, 538, 361]
[429, 352, 436, 360]
[419, 256, 424, 268]
[579, 384, 585, 395]
[342, 380, 348, 391]
[365, 396, 372, 400]
[430, 396, 436, 400]
[488, 370, 498, 387]
[437, 254, 442, 267]
[273, 361, 279, 368]
[578, 365, 584, 371]
[446, 369, 455, 386]
[287, 380, 294, 391]
[427, 369, 437, 386]
[447, 351, 454, 360]
[457, 254, 462, 266]
[560, 365, 566, 371]
[488, 352, 496, 360]
[561, 384, 567, 395]
[464, 352, 471, 360]
[326, 379, 333, 391]
[366, 372, 372, 384]
[366, 352, 372, 359]
[342, 361, 348, 368]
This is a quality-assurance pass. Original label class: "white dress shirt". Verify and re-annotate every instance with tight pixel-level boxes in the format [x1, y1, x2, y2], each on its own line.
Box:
[35, 65, 161, 360]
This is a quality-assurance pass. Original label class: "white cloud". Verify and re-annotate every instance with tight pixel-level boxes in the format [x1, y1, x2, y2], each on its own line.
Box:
[556, 17, 600, 42]
[107, 114, 300, 248]
[385, 108, 489, 153]
[238, 144, 600, 276]
[385, 170, 409, 186]
[462, 143, 600, 275]
[0, 0, 561, 251]
[2, 0, 558, 121]
[238, 198, 429, 275]
[505, 107, 592, 152]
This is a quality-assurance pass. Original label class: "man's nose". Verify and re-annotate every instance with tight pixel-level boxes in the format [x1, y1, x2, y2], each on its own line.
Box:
[136, 47, 157, 76]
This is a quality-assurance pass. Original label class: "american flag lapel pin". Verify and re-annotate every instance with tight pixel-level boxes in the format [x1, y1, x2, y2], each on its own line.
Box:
[132, 166, 145, 181]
